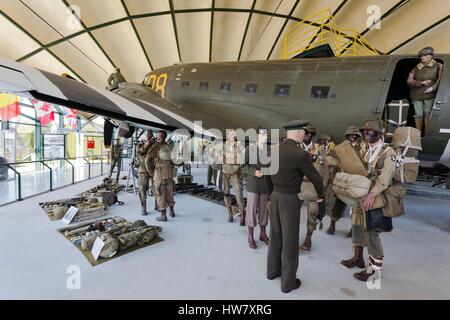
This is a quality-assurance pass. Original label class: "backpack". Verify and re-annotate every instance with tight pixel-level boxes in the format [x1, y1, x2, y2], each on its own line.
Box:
[389, 127, 422, 183]
[102, 191, 124, 207]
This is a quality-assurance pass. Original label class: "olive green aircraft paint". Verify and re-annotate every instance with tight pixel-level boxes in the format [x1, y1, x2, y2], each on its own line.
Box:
[115, 55, 450, 163]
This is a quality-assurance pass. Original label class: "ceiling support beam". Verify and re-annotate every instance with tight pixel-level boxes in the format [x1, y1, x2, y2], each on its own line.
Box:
[14, 7, 372, 63]
[61, 0, 117, 70]
[209, 0, 215, 62]
[302, 0, 349, 53]
[0, 10, 86, 82]
[238, 0, 257, 61]
[387, 15, 450, 54]
[120, 0, 153, 70]
[339, 0, 408, 55]
[168, 0, 182, 63]
[267, 0, 302, 60]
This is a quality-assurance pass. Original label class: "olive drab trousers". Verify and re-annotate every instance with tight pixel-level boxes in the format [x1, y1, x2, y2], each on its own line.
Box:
[267, 191, 303, 292]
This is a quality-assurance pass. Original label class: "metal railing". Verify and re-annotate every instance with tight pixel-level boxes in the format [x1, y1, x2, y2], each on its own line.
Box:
[2, 155, 109, 202]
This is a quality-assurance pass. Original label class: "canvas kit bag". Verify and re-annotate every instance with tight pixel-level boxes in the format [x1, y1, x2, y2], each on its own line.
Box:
[332, 172, 371, 207]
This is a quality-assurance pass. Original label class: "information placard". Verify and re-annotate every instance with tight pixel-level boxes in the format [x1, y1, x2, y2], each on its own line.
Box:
[62, 206, 78, 224]
[91, 236, 105, 261]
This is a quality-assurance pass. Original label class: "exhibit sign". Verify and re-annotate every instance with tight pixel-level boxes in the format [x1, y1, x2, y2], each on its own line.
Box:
[62, 206, 78, 224]
[43, 134, 65, 159]
[91, 237, 105, 261]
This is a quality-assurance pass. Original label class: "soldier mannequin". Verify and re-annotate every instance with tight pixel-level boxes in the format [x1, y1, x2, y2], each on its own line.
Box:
[109, 138, 123, 183]
[222, 129, 246, 225]
[243, 128, 272, 249]
[206, 140, 223, 190]
[267, 120, 325, 293]
[146, 130, 176, 222]
[407, 47, 443, 133]
[137, 130, 155, 215]
[106, 67, 126, 90]
[298, 125, 326, 251]
[340, 119, 396, 282]
[326, 126, 363, 236]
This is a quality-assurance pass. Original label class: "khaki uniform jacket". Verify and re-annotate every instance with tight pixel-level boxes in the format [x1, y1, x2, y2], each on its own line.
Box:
[137, 142, 153, 174]
[146, 141, 175, 181]
[221, 141, 245, 176]
[363, 145, 397, 196]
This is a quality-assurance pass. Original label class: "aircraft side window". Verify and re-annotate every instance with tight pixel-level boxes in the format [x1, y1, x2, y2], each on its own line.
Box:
[245, 83, 258, 94]
[199, 81, 209, 91]
[274, 84, 291, 97]
[220, 82, 231, 93]
[310, 86, 330, 99]
[181, 81, 190, 89]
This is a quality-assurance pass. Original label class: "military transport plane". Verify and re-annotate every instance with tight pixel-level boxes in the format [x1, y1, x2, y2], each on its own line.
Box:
[0, 54, 449, 169]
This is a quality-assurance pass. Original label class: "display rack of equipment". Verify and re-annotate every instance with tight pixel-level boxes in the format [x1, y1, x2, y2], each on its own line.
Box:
[39, 197, 107, 222]
[58, 216, 163, 266]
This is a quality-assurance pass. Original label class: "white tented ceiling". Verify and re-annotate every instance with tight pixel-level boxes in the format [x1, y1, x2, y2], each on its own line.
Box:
[0, 0, 449, 87]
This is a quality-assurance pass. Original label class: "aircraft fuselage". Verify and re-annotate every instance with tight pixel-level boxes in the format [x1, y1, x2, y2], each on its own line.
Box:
[123, 55, 450, 166]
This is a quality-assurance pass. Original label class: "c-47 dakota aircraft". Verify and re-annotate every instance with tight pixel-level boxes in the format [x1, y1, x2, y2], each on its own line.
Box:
[0, 53, 449, 171]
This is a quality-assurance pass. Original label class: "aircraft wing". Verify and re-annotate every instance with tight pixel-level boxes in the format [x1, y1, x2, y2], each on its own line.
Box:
[0, 57, 208, 135]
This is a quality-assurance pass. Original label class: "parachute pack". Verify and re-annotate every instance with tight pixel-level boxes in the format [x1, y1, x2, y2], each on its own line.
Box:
[389, 126, 422, 184]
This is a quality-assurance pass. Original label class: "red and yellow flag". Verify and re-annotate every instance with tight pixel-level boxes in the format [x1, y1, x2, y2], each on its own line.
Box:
[0, 93, 20, 121]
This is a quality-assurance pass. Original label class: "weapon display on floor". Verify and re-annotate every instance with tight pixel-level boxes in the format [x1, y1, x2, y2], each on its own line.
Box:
[40, 196, 108, 221]
[77, 177, 125, 198]
[60, 216, 163, 263]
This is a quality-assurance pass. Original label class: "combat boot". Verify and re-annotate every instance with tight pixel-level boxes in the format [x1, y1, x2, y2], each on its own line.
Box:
[227, 207, 233, 223]
[259, 225, 269, 245]
[248, 227, 257, 249]
[156, 209, 168, 222]
[341, 246, 365, 269]
[169, 206, 175, 218]
[327, 220, 336, 235]
[141, 201, 148, 216]
[300, 231, 313, 251]
[353, 256, 383, 282]
[240, 210, 246, 226]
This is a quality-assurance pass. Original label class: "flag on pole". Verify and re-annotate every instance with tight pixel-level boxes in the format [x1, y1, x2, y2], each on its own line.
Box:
[0, 93, 20, 121]
[63, 107, 78, 129]
[31, 99, 55, 126]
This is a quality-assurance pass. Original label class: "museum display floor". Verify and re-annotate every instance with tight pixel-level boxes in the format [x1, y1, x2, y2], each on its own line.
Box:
[0, 168, 449, 299]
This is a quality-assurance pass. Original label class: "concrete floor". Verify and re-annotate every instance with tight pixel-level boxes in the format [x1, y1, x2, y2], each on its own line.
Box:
[0, 168, 449, 300]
